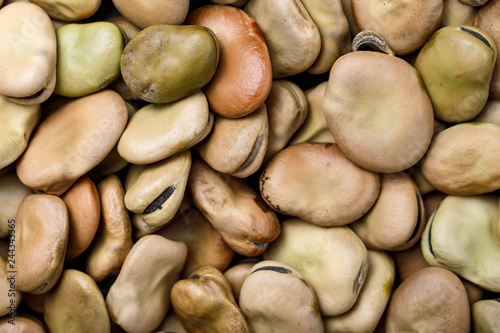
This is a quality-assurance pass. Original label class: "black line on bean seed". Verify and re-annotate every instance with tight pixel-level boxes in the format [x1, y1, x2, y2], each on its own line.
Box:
[251, 266, 292, 275]
[142, 185, 176, 214]
[428, 203, 441, 258]
[234, 132, 265, 174]
[460, 26, 492, 49]
[30, 281, 49, 294]
[406, 190, 422, 243]
[252, 241, 268, 249]
[5, 88, 45, 100]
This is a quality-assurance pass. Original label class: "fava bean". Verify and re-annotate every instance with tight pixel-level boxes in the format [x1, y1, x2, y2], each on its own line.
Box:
[3, 1, 500, 331]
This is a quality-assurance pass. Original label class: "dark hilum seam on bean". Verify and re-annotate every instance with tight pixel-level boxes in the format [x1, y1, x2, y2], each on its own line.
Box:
[252, 241, 268, 249]
[5, 87, 45, 100]
[143, 185, 176, 214]
[234, 132, 265, 173]
[406, 190, 422, 243]
[469, 0, 486, 6]
[427, 203, 441, 258]
[251, 266, 292, 275]
[460, 26, 492, 49]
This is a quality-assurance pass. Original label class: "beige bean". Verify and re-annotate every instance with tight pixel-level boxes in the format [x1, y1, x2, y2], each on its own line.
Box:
[475, 1, 500, 99]
[106, 235, 187, 333]
[421, 194, 500, 292]
[16, 90, 128, 195]
[441, 0, 479, 27]
[29, 0, 100, 21]
[415, 25, 497, 123]
[0, 314, 46, 332]
[44, 269, 110, 332]
[351, 0, 444, 55]
[301, 0, 351, 74]
[87, 102, 135, 179]
[196, 104, 268, 178]
[112, 0, 189, 29]
[422, 122, 500, 195]
[0, 96, 40, 169]
[85, 175, 133, 283]
[261, 142, 380, 227]
[0, 171, 33, 237]
[263, 80, 308, 163]
[118, 90, 213, 165]
[244, 0, 321, 78]
[186, 4, 273, 118]
[472, 299, 500, 332]
[264, 218, 369, 316]
[171, 266, 250, 333]
[0, 2, 56, 104]
[340, 0, 359, 37]
[324, 250, 395, 333]
[324, 47, 434, 173]
[188, 158, 280, 257]
[239, 260, 324, 333]
[156, 208, 235, 278]
[61, 175, 100, 262]
[350, 172, 425, 251]
[15, 194, 68, 294]
[385, 267, 470, 332]
[288, 81, 335, 146]
[124, 150, 191, 227]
